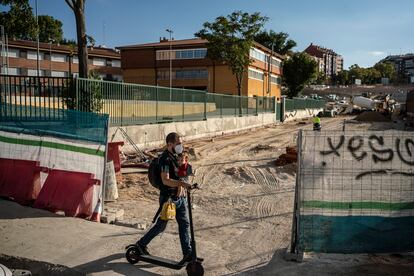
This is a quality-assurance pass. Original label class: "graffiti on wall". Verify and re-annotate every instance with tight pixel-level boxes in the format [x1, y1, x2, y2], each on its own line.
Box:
[319, 134, 414, 179]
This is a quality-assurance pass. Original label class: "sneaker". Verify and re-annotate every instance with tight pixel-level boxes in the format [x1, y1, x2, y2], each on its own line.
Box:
[136, 242, 150, 255]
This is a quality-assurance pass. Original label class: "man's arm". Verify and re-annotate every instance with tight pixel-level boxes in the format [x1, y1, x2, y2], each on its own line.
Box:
[161, 171, 191, 188]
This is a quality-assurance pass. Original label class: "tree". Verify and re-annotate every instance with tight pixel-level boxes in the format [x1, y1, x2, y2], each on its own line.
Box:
[282, 52, 318, 98]
[38, 15, 63, 43]
[363, 67, 381, 84]
[65, 0, 88, 78]
[0, 0, 36, 40]
[253, 30, 296, 55]
[312, 71, 327, 85]
[335, 70, 350, 86]
[348, 64, 365, 84]
[195, 11, 267, 115]
[374, 62, 396, 80]
[60, 38, 77, 46]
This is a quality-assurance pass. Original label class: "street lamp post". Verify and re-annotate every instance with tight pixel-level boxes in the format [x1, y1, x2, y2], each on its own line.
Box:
[35, 0, 40, 77]
[166, 28, 173, 101]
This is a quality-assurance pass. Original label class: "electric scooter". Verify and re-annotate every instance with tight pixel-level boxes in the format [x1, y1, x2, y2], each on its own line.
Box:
[125, 183, 204, 276]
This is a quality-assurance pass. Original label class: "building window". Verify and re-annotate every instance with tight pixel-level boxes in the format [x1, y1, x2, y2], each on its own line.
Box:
[113, 75, 123, 81]
[175, 69, 208, 79]
[51, 53, 66, 62]
[27, 69, 45, 76]
[271, 74, 281, 85]
[156, 51, 170, 60]
[156, 48, 207, 60]
[7, 48, 20, 58]
[4, 67, 20, 75]
[112, 60, 121, 67]
[271, 57, 281, 68]
[157, 69, 208, 80]
[250, 48, 267, 63]
[72, 56, 79, 64]
[27, 51, 44, 60]
[51, 71, 67, 77]
[248, 68, 264, 81]
[92, 58, 106, 66]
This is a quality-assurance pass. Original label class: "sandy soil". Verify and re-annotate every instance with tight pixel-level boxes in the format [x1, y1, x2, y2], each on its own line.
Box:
[107, 116, 359, 274]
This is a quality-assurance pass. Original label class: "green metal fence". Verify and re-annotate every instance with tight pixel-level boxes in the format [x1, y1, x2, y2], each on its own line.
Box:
[76, 78, 276, 126]
[284, 97, 325, 112]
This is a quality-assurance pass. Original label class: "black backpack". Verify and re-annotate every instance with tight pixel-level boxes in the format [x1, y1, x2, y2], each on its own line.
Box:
[148, 157, 163, 189]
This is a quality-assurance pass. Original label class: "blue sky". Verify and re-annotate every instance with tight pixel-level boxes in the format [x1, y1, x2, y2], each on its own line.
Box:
[7, 0, 414, 68]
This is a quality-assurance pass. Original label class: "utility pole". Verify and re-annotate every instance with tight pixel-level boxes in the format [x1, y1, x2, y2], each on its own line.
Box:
[267, 42, 275, 98]
[35, 0, 40, 77]
[166, 28, 173, 101]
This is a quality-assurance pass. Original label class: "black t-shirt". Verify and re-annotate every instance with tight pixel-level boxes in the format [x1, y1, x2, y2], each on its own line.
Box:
[158, 149, 179, 196]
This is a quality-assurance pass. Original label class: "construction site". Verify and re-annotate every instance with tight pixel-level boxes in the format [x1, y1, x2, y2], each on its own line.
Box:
[1, 79, 414, 275]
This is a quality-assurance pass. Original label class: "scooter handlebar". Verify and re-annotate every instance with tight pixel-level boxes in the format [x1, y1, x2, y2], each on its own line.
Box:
[190, 183, 200, 190]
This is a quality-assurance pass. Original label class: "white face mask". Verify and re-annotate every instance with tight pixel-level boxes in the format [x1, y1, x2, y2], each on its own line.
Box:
[174, 144, 183, 154]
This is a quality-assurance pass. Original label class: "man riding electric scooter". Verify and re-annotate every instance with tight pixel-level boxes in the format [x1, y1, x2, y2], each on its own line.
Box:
[125, 132, 203, 275]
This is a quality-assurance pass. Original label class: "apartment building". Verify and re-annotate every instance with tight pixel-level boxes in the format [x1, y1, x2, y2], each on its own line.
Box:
[117, 38, 283, 99]
[304, 43, 343, 77]
[0, 39, 122, 81]
[380, 54, 414, 83]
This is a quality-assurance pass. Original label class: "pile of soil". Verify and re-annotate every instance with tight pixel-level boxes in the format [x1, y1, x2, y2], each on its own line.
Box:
[250, 144, 274, 152]
[275, 146, 297, 166]
[355, 111, 391, 122]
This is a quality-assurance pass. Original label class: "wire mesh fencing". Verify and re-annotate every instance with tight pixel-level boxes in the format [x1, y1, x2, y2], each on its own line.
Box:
[292, 130, 414, 254]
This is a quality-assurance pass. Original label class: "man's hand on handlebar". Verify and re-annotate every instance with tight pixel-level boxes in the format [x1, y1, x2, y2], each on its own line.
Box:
[180, 181, 192, 189]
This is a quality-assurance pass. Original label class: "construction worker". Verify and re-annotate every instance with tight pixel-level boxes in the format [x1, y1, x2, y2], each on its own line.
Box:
[313, 113, 321, 131]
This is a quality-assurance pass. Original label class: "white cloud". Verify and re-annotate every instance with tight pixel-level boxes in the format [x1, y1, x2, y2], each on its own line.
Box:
[369, 51, 386, 56]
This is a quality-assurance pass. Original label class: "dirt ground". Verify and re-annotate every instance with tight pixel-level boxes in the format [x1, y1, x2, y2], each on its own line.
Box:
[106, 115, 414, 275]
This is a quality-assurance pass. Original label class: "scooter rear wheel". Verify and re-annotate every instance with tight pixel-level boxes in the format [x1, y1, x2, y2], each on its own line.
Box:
[186, 261, 204, 276]
[126, 246, 140, 264]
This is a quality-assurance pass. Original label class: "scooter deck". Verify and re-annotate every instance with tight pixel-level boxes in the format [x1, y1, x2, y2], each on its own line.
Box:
[138, 254, 185, 270]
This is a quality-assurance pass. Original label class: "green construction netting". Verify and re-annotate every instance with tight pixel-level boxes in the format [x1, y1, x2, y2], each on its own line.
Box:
[0, 104, 109, 145]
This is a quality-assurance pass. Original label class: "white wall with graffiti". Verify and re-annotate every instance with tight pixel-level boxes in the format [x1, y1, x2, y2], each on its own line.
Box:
[294, 130, 414, 253]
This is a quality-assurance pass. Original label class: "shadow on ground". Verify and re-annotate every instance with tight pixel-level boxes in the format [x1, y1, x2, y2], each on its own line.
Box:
[73, 253, 159, 275]
[231, 249, 414, 276]
[0, 254, 83, 276]
[0, 198, 59, 219]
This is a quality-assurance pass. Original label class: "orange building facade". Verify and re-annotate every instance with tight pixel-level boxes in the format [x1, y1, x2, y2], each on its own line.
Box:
[118, 38, 283, 100]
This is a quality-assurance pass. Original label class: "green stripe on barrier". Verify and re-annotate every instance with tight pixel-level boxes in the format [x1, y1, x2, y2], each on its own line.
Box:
[0, 135, 105, 157]
[302, 200, 414, 211]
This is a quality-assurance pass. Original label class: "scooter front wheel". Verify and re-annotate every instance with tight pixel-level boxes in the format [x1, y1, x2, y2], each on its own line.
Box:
[186, 261, 204, 276]
[126, 246, 140, 264]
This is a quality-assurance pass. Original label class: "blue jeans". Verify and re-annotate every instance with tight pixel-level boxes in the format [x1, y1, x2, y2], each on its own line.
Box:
[138, 194, 192, 256]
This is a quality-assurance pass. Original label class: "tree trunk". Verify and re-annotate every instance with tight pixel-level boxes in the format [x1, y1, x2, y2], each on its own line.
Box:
[74, 1, 88, 78]
[236, 73, 243, 116]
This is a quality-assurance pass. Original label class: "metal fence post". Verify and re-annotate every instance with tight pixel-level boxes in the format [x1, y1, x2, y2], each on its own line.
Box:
[234, 96, 237, 116]
[182, 88, 185, 121]
[290, 129, 303, 256]
[281, 96, 286, 122]
[120, 84, 124, 126]
[204, 91, 207, 120]
[155, 86, 159, 123]
[220, 95, 223, 118]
